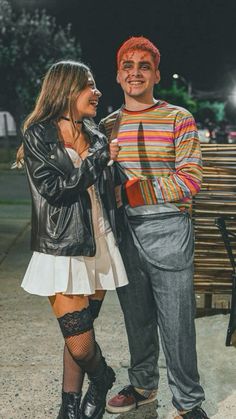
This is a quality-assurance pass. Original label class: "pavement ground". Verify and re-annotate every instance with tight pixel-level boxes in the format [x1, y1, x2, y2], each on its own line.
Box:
[0, 168, 236, 419]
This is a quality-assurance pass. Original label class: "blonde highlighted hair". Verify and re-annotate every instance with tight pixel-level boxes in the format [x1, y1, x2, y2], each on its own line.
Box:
[16, 60, 91, 164]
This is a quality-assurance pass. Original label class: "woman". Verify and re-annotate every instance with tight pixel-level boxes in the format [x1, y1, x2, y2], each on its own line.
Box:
[18, 60, 128, 419]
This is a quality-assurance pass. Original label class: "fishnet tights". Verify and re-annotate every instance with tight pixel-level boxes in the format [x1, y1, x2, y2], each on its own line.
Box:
[65, 328, 100, 372]
[63, 344, 84, 393]
[61, 300, 103, 393]
[62, 329, 101, 393]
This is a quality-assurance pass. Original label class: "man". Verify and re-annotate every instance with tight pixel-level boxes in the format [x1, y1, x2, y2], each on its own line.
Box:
[99, 37, 209, 419]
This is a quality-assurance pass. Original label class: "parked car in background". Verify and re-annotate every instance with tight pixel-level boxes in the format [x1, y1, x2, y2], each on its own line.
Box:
[227, 125, 236, 144]
[214, 121, 229, 144]
[197, 121, 236, 144]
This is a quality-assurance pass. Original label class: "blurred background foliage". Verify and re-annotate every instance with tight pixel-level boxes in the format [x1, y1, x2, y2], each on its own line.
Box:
[0, 0, 82, 131]
[156, 82, 225, 123]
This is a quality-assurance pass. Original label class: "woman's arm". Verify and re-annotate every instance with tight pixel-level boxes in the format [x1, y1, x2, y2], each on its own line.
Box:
[24, 125, 110, 205]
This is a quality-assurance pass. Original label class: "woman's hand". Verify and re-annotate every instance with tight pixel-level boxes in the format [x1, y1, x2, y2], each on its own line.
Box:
[109, 139, 120, 161]
[115, 185, 123, 208]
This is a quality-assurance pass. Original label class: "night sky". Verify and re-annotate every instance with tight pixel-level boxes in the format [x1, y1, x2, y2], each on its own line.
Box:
[10, 0, 236, 119]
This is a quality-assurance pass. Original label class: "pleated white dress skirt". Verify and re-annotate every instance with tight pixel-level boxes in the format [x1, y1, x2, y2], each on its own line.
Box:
[21, 147, 128, 296]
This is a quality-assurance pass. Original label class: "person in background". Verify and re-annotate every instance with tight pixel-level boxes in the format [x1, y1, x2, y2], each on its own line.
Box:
[215, 120, 229, 144]
[100, 37, 209, 419]
[17, 60, 128, 419]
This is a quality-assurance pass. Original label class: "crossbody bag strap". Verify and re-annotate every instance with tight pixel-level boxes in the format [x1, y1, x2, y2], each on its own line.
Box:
[110, 105, 124, 141]
[109, 106, 129, 184]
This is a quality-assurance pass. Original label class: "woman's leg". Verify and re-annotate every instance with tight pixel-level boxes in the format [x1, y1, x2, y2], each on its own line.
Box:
[50, 290, 106, 393]
[80, 290, 116, 418]
[63, 344, 84, 393]
[49, 294, 90, 395]
[50, 293, 93, 418]
[49, 291, 115, 419]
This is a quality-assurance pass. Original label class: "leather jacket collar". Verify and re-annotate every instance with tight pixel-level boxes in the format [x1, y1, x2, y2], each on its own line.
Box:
[43, 119, 104, 146]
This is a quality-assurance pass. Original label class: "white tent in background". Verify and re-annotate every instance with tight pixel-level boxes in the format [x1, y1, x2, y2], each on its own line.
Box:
[0, 111, 16, 137]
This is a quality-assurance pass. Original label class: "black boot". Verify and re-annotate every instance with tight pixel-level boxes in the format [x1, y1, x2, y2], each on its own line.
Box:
[81, 358, 116, 419]
[57, 391, 82, 419]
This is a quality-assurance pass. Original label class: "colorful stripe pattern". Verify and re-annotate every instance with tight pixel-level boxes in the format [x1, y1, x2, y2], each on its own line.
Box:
[100, 101, 202, 210]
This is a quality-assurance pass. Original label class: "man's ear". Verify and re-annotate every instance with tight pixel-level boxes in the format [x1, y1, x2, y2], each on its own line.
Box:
[116, 72, 121, 84]
[155, 69, 161, 84]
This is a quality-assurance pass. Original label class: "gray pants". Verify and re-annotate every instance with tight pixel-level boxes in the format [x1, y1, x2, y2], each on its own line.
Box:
[117, 207, 205, 411]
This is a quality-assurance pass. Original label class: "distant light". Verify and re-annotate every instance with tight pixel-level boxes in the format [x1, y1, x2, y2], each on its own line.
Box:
[172, 73, 192, 97]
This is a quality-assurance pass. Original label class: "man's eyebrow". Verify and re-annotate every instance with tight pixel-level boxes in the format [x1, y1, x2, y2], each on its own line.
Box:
[139, 61, 152, 65]
[121, 60, 152, 64]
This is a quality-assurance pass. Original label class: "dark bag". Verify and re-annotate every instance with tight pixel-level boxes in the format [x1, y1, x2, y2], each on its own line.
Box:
[124, 204, 194, 271]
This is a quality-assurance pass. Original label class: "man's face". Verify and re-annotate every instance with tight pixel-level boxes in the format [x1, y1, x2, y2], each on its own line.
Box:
[117, 50, 160, 100]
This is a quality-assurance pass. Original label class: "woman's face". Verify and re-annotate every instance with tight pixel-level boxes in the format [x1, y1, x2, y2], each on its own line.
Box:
[75, 73, 102, 119]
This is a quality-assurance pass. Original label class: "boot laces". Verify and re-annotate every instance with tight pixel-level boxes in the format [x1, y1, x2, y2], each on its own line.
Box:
[86, 381, 103, 405]
[86, 368, 114, 405]
[118, 385, 135, 396]
[118, 385, 147, 408]
[68, 399, 81, 416]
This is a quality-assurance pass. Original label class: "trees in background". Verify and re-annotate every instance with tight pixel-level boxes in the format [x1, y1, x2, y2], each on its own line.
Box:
[0, 0, 82, 130]
[155, 82, 226, 125]
[195, 101, 225, 124]
[155, 83, 198, 115]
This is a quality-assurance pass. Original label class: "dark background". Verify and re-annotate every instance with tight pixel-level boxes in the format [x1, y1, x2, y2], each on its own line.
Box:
[9, 0, 236, 120]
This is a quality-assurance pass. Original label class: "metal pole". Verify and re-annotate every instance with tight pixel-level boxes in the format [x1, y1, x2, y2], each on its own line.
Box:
[188, 81, 192, 98]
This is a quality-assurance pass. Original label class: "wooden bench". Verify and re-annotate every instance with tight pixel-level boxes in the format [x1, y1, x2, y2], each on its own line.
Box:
[192, 144, 236, 314]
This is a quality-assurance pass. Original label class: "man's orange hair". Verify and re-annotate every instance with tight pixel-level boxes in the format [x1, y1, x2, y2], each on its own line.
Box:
[117, 36, 161, 69]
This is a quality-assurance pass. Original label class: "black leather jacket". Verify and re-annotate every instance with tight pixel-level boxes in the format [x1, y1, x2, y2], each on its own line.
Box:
[23, 120, 117, 256]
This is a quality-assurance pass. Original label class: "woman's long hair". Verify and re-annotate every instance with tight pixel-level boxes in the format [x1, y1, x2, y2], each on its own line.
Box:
[16, 60, 91, 164]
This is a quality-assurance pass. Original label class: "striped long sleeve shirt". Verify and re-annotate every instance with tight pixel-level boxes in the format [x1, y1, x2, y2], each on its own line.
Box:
[100, 101, 202, 211]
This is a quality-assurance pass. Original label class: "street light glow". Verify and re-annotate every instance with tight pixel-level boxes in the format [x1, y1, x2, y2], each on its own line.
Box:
[172, 73, 192, 97]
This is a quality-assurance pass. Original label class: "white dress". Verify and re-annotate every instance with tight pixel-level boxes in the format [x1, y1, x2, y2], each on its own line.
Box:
[21, 148, 128, 296]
